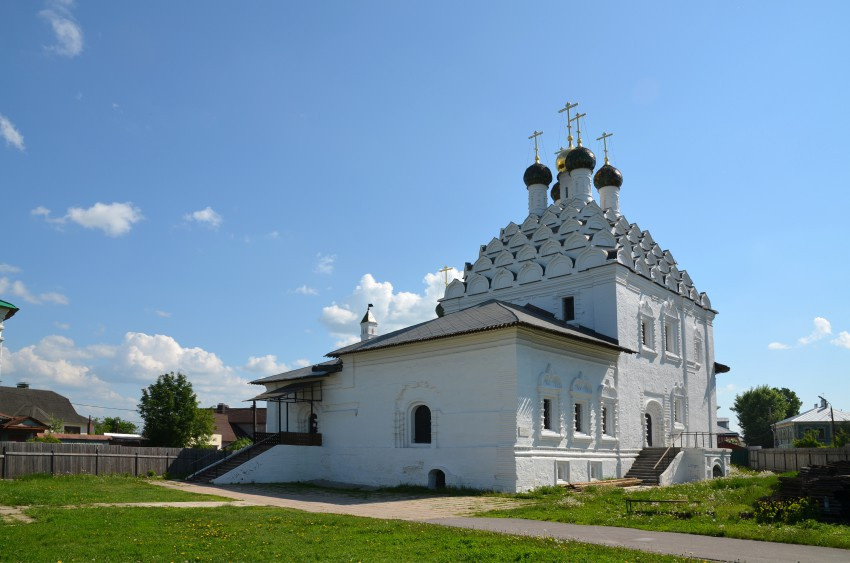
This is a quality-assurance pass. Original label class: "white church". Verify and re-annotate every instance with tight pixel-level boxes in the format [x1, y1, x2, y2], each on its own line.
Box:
[200, 107, 731, 491]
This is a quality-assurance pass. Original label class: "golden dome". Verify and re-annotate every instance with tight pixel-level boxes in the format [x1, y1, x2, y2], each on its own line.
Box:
[555, 147, 571, 173]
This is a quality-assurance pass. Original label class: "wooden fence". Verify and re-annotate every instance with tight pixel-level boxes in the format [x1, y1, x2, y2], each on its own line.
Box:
[748, 446, 850, 472]
[0, 442, 229, 479]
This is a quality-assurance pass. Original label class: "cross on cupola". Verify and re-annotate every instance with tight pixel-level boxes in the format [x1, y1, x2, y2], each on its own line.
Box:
[570, 112, 587, 147]
[596, 131, 613, 165]
[558, 101, 579, 148]
[528, 130, 543, 163]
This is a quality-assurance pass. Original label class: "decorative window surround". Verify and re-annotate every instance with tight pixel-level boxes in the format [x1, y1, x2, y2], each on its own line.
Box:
[538, 371, 564, 440]
[661, 301, 682, 364]
[570, 375, 593, 443]
[638, 300, 657, 358]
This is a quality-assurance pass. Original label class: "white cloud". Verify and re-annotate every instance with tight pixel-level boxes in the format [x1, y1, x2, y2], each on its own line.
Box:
[0, 263, 21, 274]
[2, 335, 111, 389]
[184, 206, 222, 229]
[243, 354, 291, 375]
[39, 0, 84, 58]
[33, 202, 143, 237]
[314, 253, 336, 274]
[294, 359, 311, 368]
[155, 310, 171, 318]
[831, 331, 850, 349]
[798, 316, 832, 345]
[767, 342, 789, 350]
[0, 277, 69, 306]
[54, 322, 70, 330]
[0, 114, 25, 151]
[319, 268, 461, 347]
[295, 285, 318, 296]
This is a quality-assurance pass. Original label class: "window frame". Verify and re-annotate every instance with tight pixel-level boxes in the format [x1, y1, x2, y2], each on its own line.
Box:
[410, 404, 432, 446]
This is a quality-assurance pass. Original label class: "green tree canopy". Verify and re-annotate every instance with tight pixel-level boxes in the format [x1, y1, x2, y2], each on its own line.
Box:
[731, 385, 801, 448]
[93, 416, 138, 435]
[138, 372, 215, 448]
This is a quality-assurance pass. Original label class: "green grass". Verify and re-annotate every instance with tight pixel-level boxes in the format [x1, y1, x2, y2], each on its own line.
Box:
[483, 473, 850, 549]
[0, 505, 692, 562]
[0, 474, 229, 506]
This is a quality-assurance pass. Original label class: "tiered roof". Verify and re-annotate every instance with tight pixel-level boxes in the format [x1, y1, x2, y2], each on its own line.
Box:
[444, 196, 713, 310]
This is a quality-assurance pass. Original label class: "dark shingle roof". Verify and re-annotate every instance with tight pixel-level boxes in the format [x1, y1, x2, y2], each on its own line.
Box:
[248, 359, 343, 385]
[328, 300, 631, 357]
[0, 386, 89, 426]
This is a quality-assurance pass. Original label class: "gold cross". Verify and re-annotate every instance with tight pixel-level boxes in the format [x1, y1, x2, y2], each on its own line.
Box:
[596, 131, 613, 164]
[528, 130, 543, 163]
[558, 102, 579, 148]
[570, 112, 586, 146]
[439, 265, 452, 288]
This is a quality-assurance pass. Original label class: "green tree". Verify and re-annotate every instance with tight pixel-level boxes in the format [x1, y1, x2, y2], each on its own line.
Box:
[731, 385, 792, 448]
[776, 387, 802, 418]
[833, 423, 850, 447]
[138, 372, 215, 447]
[93, 416, 138, 435]
[793, 429, 824, 448]
[47, 415, 64, 434]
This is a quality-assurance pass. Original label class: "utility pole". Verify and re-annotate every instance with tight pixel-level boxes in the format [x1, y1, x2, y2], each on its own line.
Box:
[819, 395, 837, 446]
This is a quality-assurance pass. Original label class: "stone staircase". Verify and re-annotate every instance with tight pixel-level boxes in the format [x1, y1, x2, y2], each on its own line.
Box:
[624, 447, 681, 485]
[187, 439, 278, 484]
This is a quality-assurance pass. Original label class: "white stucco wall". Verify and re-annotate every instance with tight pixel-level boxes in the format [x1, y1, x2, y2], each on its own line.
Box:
[659, 448, 731, 485]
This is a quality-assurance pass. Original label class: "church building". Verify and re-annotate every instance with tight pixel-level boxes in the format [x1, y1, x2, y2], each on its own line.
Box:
[209, 106, 731, 491]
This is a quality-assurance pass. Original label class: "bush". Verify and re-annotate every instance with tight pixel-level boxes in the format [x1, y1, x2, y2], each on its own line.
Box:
[754, 497, 819, 524]
[27, 435, 61, 443]
[225, 437, 253, 451]
[793, 429, 824, 448]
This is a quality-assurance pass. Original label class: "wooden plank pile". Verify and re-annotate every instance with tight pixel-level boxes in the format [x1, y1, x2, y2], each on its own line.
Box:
[776, 461, 850, 520]
[565, 477, 643, 491]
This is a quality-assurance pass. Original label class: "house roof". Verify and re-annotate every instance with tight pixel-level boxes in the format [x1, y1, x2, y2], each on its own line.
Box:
[774, 405, 850, 425]
[249, 359, 343, 385]
[208, 407, 267, 443]
[0, 414, 49, 431]
[328, 300, 630, 357]
[0, 386, 89, 426]
[0, 299, 18, 320]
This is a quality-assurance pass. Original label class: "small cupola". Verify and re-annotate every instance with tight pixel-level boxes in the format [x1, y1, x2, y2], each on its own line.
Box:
[524, 130, 552, 216]
[550, 181, 561, 204]
[592, 131, 622, 214]
[360, 304, 378, 341]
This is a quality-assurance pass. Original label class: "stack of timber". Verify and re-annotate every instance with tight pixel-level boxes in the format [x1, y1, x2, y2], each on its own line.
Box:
[776, 461, 850, 520]
[565, 477, 643, 491]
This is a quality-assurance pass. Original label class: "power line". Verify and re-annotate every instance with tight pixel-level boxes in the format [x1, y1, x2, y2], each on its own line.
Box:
[71, 402, 139, 412]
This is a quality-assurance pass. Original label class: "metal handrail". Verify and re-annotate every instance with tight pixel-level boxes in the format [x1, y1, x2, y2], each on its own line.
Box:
[185, 433, 278, 481]
[653, 432, 683, 471]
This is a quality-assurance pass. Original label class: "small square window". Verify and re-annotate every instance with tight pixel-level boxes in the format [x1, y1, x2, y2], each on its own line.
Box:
[563, 297, 575, 322]
[543, 399, 552, 430]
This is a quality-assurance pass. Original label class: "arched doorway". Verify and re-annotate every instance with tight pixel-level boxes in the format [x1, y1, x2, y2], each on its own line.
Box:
[712, 464, 723, 478]
[428, 469, 446, 490]
[644, 400, 664, 447]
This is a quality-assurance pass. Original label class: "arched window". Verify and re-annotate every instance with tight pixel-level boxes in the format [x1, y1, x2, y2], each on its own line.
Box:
[413, 405, 431, 444]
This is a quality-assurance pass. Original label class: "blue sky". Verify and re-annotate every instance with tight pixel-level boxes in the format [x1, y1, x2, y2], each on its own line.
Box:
[1, 1, 848, 431]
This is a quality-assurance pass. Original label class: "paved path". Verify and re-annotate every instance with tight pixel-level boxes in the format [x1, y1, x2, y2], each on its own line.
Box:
[156, 481, 850, 562]
[153, 480, 521, 520]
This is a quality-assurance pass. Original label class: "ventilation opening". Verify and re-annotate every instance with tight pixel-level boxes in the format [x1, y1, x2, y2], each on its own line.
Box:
[428, 469, 446, 490]
[712, 464, 723, 478]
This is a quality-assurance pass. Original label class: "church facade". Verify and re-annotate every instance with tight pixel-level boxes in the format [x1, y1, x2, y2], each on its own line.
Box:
[223, 113, 730, 492]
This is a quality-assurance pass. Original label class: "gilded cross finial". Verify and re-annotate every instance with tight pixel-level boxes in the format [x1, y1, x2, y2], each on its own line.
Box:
[596, 131, 613, 164]
[528, 130, 543, 163]
[439, 265, 452, 288]
[570, 112, 587, 146]
[558, 101, 579, 148]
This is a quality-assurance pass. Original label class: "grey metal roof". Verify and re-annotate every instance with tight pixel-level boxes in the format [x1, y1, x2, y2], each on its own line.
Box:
[774, 405, 850, 425]
[249, 359, 342, 385]
[329, 300, 631, 357]
[0, 386, 89, 426]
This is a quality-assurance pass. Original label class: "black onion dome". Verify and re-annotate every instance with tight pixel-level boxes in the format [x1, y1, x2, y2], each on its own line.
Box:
[564, 146, 596, 172]
[593, 163, 623, 189]
[523, 162, 553, 187]
[550, 182, 560, 202]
